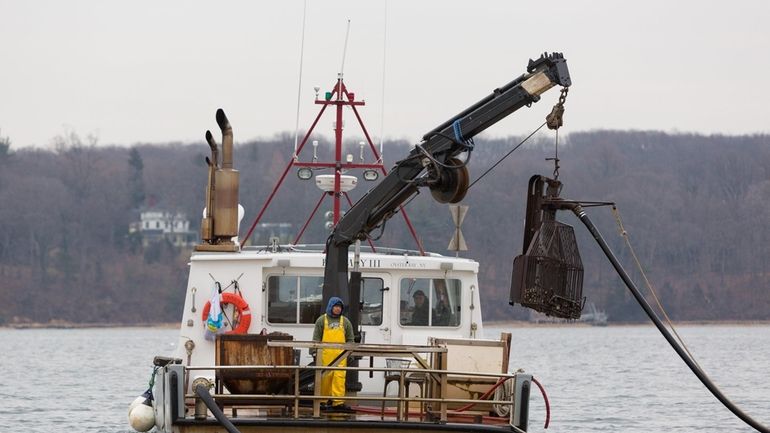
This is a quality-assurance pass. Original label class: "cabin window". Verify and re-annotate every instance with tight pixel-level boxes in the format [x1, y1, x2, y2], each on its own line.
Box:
[399, 278, 461, 327]
[360, 277, 384, 326]
[266, 275, 324, 324]
[266, 275, 383, 325]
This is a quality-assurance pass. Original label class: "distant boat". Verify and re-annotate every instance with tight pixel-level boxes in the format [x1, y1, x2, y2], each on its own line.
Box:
[578, 302, 608, 326]
[527, 302, 607, 326]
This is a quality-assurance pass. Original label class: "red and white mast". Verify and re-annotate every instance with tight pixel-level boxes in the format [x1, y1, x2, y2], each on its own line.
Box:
[240, 75, 424, 254]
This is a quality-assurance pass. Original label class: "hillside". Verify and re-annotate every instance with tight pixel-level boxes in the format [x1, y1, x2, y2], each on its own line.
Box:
[0, 130, 768, 325]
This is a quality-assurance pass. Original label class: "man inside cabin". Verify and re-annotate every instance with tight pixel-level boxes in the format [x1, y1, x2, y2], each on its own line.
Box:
[312, 296, 355, 412]
[410, 290, 429, 325]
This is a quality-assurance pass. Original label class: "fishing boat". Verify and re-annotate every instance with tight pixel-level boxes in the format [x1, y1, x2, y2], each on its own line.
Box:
[127, 52, 573, 433]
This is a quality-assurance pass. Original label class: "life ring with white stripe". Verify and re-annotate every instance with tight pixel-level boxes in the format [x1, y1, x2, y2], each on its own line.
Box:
[201, 293, 252, 334]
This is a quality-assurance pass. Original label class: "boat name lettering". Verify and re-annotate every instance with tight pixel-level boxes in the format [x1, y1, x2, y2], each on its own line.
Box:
[320, 258, 382, 268]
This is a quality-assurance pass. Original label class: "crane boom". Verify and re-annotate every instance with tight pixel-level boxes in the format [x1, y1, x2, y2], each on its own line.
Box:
[322, 52, 571, 332]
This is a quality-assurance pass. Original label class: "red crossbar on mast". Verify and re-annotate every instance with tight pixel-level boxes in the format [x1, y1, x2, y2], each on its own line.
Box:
[240, 77, 424, 256]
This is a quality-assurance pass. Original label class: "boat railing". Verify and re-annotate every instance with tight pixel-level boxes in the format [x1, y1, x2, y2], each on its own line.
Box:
[180, 364, 524, 423]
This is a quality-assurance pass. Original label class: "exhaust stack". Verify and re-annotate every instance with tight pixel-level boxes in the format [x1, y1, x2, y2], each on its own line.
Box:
[200, 130, 218, 243]
[196, 109, 240, 252]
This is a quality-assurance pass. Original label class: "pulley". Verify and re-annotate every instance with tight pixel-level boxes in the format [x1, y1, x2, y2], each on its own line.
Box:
[429, 157, 469, 204]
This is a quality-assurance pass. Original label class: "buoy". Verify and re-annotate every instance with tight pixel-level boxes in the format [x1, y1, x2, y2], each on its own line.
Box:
[201, 292, 252, 334]
[128, 390, 156, 432]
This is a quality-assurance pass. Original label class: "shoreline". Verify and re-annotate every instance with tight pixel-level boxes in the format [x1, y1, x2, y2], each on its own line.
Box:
[3, 319, 770, 330]
[1, 321, 179, 330]
[483, 319, 770, 327]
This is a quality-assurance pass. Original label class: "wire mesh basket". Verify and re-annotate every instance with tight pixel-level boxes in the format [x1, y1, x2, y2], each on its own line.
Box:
[385, 358, 411, 369]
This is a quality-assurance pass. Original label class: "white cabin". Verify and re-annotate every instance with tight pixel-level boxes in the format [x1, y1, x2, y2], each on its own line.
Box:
[175, 245, 483, 395]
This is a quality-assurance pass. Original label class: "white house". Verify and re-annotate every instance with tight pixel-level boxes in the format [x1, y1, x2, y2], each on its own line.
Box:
[129, 210, 196, 247]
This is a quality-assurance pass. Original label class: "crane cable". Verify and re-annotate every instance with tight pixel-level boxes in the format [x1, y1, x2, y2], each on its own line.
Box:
[545, 87, 568, 180]
[468, 88, 568, 191]
[466, 121, 547, 191]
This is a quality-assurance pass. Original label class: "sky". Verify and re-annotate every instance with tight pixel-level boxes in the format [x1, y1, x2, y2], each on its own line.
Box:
[1, 0, 769, 149]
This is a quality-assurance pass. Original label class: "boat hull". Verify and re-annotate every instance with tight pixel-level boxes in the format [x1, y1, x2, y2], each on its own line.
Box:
[170, 419, 521, 433]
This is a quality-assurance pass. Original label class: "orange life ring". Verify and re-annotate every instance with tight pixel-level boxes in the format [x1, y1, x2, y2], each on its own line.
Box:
[201, 292, 252, 334]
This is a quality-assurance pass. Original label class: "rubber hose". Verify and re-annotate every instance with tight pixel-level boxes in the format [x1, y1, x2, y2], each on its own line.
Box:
[194, 384, 241, 433]
[531, 377, 550, 429]
[573, 206, 769, 433]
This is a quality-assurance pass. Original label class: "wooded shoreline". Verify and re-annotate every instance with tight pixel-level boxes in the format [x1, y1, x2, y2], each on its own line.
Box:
[1, 130, 768, 325]
[5, 319, 770, 330]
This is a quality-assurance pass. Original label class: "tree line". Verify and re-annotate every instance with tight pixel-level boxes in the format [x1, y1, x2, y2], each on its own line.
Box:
[0, 129, 768, 325]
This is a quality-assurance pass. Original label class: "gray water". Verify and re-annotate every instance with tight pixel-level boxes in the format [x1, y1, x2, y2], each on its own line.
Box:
[0, 325, 768, 432]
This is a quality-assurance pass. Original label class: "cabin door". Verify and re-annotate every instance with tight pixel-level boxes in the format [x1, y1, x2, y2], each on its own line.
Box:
[360, 274, 390, 343]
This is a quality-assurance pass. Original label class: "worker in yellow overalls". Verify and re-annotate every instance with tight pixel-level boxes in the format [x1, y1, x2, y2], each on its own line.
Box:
[312, 296, 355, 412]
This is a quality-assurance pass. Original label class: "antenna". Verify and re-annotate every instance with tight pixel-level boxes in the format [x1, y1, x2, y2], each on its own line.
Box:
[339, 19, 351, 81]
[293, 0, 308, 158]
[379, 0, 388, 159]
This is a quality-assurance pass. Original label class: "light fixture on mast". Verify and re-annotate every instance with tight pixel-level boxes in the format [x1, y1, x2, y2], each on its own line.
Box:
[297, 167, 313, 181]
[363, 170, 379, 181]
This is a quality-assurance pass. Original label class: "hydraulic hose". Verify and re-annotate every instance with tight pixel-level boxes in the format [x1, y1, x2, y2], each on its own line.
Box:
[572, 205, 769, 433]
[454, 376, 507, 412]
[194, 384, 241, 433]
[453, 375, 551, 429]
[531, 377, 550, 429]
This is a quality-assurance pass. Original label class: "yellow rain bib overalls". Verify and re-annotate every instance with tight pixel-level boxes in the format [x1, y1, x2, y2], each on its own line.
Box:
[320, 315, 347, 406]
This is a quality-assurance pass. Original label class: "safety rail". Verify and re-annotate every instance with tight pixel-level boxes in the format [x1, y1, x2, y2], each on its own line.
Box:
[181, 363, 525, 424]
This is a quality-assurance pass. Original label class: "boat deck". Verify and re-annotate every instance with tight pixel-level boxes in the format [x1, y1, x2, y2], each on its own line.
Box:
[157, 340, 531, 433]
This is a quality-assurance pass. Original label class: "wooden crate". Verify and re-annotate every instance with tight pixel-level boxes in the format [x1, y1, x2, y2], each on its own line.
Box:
[215, 334, 295, 395]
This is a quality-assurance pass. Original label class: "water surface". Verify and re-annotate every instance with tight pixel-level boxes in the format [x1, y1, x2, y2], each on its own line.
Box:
[485, 323, 770, 432]
[0, 324, 767, 432]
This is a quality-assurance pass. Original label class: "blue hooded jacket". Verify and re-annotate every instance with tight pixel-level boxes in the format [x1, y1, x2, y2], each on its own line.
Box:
[326, 296, 344, 317]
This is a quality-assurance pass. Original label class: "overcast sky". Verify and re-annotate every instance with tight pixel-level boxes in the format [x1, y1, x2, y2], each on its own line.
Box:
[1, 0, 769, 149]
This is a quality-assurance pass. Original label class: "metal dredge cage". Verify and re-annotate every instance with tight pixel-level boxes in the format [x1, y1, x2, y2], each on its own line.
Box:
[510, 219, 584, 319]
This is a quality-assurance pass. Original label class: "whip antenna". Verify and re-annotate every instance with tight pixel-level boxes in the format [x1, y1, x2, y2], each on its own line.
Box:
[293, 0, 308, 158]
[339, 19, 352, 82]
[378, 0, 388, 159]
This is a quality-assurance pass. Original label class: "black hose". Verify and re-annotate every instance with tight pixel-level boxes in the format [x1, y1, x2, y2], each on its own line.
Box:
[194, 384, 241, 433]
[572, 206, 769, 433]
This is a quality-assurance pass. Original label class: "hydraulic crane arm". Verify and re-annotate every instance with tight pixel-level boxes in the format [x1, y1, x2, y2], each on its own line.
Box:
[322, 52, 571, 331]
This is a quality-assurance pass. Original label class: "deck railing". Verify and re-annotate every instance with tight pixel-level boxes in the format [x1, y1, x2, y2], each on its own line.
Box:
[179, 363, 528, 426]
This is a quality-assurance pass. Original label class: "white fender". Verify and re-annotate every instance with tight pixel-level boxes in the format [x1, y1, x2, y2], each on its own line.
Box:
[128, 401, 156, 432]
